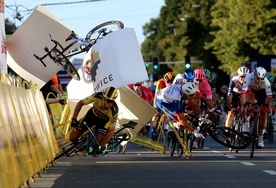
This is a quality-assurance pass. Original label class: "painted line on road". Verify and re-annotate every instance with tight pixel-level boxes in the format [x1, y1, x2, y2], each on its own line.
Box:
[96, 160, 276, 164]
[224, 155, 236, 159]
[241, 162, 255, 166]
[263, 170, 276, 175]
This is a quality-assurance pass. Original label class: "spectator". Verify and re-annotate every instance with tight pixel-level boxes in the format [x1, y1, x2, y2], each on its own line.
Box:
[127, 81, 154, 136]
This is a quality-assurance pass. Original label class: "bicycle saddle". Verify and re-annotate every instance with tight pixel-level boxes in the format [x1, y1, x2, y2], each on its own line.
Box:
[122, 121, 137, 129]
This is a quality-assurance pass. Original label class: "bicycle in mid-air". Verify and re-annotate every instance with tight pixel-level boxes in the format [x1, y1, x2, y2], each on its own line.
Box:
[34, 20, 124, 81]
[53, 120, 137, 161]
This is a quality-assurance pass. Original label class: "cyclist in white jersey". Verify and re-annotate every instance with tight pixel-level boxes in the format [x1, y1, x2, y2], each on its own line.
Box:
[156, 82, 203, 138]
[240, 66, 273, 148]
[225, 66, 250, 129]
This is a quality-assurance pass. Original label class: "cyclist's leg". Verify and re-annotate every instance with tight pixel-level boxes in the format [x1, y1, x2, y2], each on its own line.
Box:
[244, 92, 255, 130]
[98, 127, 115, 150]
[255, 89, 268, 148]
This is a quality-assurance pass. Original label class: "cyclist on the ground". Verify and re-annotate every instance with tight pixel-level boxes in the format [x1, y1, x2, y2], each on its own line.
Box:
[225, 66, 250, 129]
[240, 66, 273, 148]
[69, 86, 119, 156]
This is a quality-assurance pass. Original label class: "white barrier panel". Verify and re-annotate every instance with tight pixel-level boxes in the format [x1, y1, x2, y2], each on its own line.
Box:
[67, 28, 148, 99]
[6, 5, 76, 88]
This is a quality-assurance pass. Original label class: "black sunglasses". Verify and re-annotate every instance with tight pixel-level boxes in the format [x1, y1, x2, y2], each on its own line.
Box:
[134, 84, 142, 86]
[255, 77, 264, 80]
[240, 76, 245, 78]
[105, 99, 113, 103]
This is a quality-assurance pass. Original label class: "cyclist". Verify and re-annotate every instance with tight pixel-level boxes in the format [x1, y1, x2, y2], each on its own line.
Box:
[204, 69, 217, 106]
[69, 86, 119, 156]
[267, 75, 276, 99]
[240, 66, 273, 148]
[151, 72, 175, 139]
[225, 66, 250, 129]
[194, 69, 214, 113]
[153, 72, 175, 109]
[156, 82, 203, 138]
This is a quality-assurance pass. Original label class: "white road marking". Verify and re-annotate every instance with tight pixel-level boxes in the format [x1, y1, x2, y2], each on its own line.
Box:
[263, 170, 276, 175]
[241, 162, 255, 166]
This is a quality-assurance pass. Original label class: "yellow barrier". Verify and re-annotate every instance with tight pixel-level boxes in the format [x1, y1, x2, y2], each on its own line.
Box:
[0, 74, 59, 187]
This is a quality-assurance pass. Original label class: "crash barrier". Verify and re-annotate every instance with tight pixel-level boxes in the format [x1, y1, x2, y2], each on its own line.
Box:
[130, 133, 166, 154]
[46, 93, 72, 146]
[0, 73, 59, 188]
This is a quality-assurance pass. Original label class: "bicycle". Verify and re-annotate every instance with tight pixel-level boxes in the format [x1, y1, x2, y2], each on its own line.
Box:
[34, 20, 124, 81]
[246, 102, 261, 158]
[229, 105, 245, 153]
[187, 110, 249, 150]
[53, 120, 137, 161]
[266, 114, 274, 143]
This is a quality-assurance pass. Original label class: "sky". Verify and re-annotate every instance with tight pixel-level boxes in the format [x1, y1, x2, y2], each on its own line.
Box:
[4, 0, 165, 46]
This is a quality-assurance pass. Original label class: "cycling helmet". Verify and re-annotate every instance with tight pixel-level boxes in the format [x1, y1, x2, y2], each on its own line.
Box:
[194, 69, 205, 80]
[204, 69, 211, 78]
[254, 66, 267, 78]
[267, 75, 275, 82]
[164, 72, 175, 82]
[181, 82, 197, 96]
[183, 69, 195, 81]
[102, 86, 118, 100]
[237, 66, 250, 76]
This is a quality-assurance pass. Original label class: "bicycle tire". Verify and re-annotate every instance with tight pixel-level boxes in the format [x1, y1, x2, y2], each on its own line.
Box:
[168, 137, 176, 157]
[51, 48, 80, 81]
[208, 125, 249, 149]
[250, 116, 258, 158]
[54, 139, 86, 161]
[85, 20, 124, 45]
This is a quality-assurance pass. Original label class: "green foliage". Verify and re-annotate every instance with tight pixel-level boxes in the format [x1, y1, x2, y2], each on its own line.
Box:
[141, 0, 276, 79]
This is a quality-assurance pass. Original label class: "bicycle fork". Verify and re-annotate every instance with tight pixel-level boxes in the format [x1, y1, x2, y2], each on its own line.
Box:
[168, 121, 192, 158]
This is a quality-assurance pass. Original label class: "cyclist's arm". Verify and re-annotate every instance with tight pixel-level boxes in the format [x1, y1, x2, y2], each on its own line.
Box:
[72, 99, 84, 119]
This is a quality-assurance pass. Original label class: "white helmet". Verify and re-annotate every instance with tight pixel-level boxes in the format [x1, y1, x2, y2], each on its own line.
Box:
[181, 82, 197, 96]
[254, 66, 267, 78]
[238, 66, 250, 76]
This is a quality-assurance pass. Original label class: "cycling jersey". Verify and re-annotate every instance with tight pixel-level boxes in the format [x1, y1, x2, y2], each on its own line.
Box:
[155, 78, 167, 92]
[156, 84, 201, 119]
[82, 92, 119, 129]
[227, 75, 243, 106]
[173, 73, 184, 84]
[197, 80, 212, 100]
[241, 72, 272, 97]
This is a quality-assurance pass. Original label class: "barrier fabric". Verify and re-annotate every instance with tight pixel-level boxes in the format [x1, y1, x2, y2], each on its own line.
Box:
[0, 74, 59, 187]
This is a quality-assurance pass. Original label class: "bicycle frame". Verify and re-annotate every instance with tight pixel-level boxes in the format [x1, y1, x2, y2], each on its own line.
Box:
[53, 121, 136, 160]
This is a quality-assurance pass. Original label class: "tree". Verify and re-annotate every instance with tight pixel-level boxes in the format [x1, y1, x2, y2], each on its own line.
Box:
[5, 18, 17, 35]
[206, 0, 276, 75]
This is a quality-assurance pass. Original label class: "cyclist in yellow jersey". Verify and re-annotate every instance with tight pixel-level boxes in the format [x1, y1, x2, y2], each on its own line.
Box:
[69, 86, 119, 155]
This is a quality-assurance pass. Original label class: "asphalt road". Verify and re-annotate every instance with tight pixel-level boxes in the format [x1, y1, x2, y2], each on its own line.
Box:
[23, 133, 276, 188]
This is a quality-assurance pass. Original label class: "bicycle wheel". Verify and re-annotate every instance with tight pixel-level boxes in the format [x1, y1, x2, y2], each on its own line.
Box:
[208, 125, 249, 149]
[168, 136, 177, 157]
[250, 116, 258, 158]
[51, 49, 80, 81]
[229, 115, 243, 153]
[85, 20, 124, 45]
[54, 138, 86, 161]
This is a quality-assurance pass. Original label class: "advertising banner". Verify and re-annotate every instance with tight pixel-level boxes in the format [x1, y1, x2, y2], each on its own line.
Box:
[0, 0, 7, 73]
